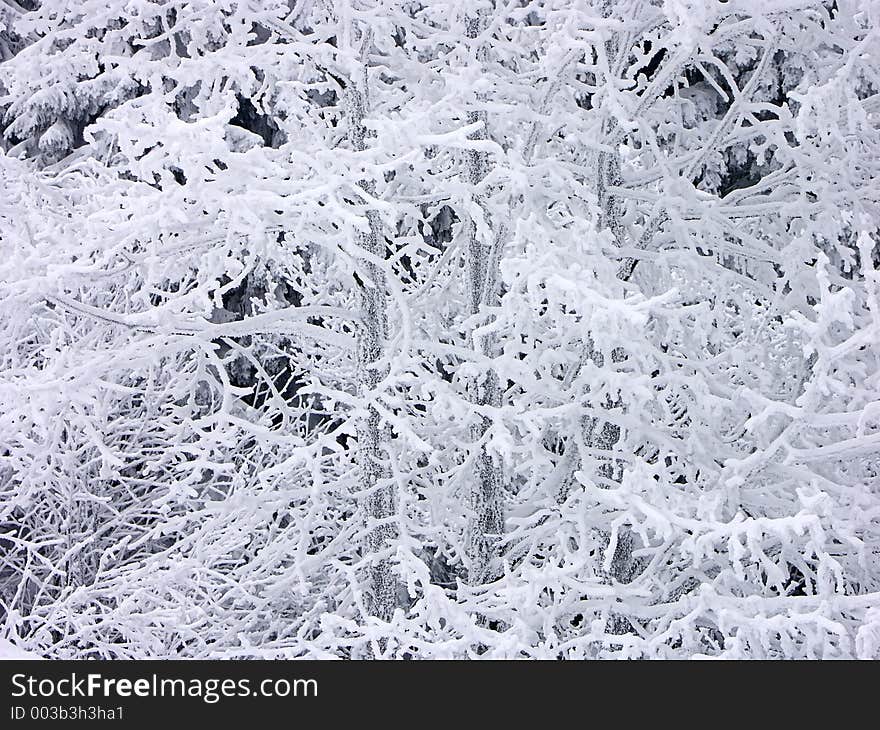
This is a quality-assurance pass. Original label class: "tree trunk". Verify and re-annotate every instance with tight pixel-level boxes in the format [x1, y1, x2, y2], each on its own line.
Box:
[464, 12, 504, 587]
[346, 74, 396, 623]
[595, 17, 636, 636]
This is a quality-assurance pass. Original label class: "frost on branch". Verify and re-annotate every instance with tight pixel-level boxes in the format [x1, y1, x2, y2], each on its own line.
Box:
[0, 0, 878, 659]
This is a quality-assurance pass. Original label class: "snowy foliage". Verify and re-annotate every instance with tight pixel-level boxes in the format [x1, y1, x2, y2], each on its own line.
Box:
[1, 0, 879, 659]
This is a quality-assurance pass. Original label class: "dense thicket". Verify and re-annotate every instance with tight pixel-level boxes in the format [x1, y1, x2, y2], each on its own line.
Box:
[1, 0, 879, 658]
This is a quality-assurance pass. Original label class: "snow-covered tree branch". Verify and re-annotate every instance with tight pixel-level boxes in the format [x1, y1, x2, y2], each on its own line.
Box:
[1, 0, 878, 659]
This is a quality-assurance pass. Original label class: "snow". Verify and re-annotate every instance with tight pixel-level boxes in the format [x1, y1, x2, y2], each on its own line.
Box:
[0, 0, 878, 660]
[0, 638, 42, 660]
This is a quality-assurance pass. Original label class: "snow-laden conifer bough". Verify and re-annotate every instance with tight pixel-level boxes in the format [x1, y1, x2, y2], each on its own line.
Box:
[0, 0, 879, 659]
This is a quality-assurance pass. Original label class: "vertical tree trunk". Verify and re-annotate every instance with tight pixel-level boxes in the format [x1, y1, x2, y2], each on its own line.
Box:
[586, 11, 638, 636]
[597, 22, 637, 636]
[346, 72, 396, 623]
[464, 12, 504, 587]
